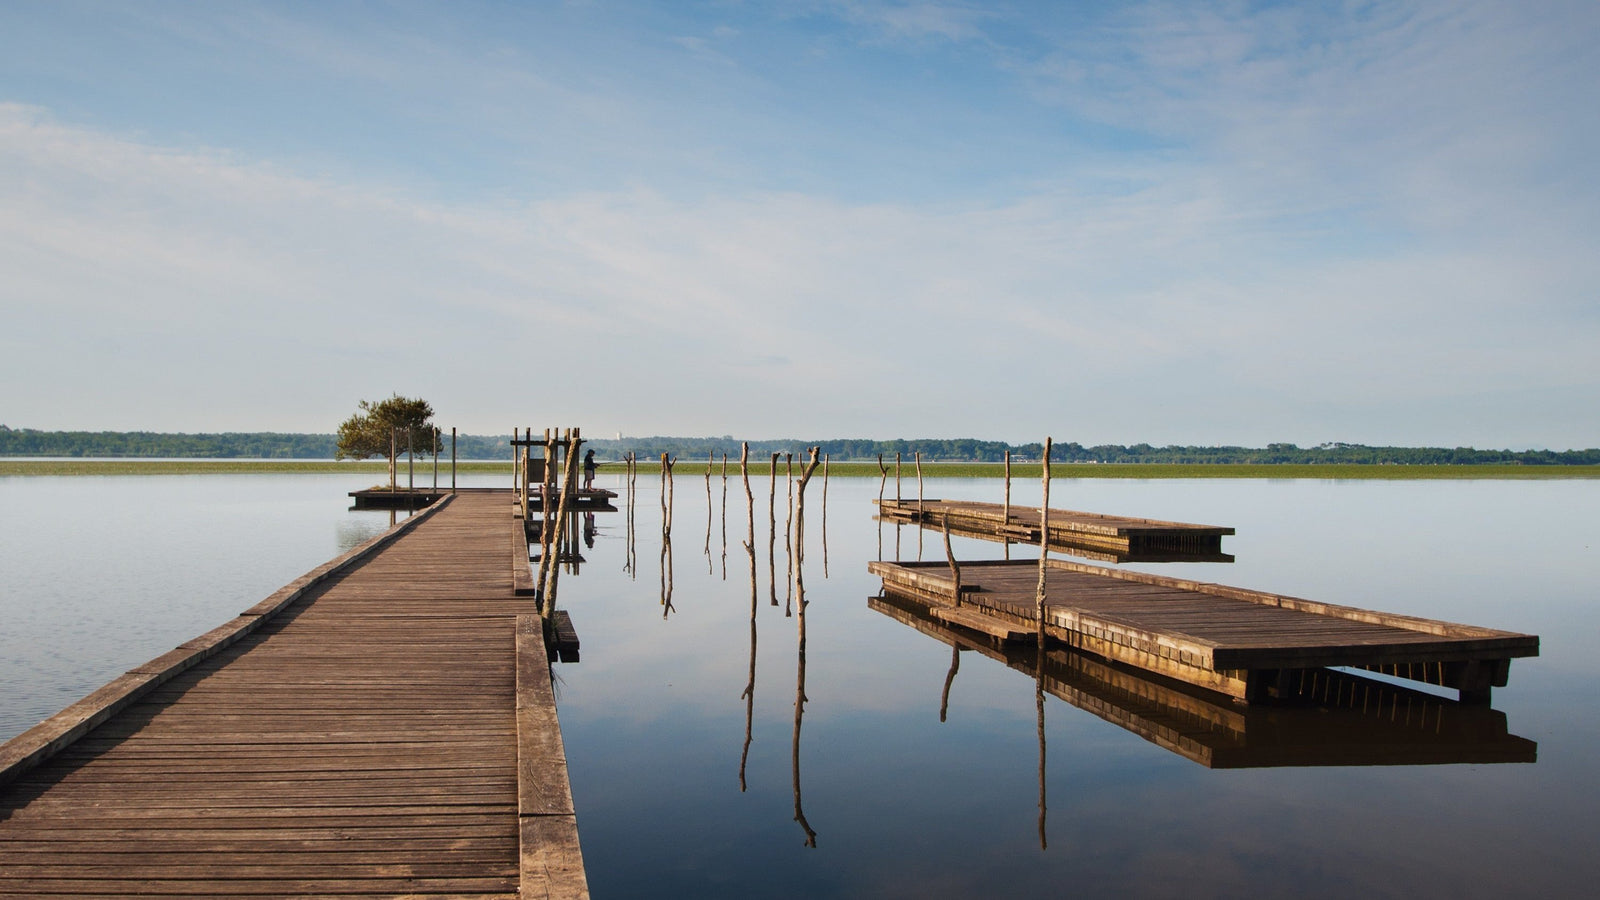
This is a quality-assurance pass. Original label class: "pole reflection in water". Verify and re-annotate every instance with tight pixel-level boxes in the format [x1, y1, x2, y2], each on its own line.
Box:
[660, 453, 676, 618]
[792, 447, 821, 847]
[623, 453, 636, 578]
[660, 529, 674, 618]
[1035, 634, 1048, 850]
[939, 643, 959, 723]
[704, 451, 714, 576]
[822, 453, 830, 579]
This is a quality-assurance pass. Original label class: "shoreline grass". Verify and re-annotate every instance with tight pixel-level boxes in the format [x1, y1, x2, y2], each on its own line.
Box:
[4, 459, 1599, 480]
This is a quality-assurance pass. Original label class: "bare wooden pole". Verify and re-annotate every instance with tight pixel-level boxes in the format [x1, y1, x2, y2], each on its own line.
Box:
[876, 454, 887, 508]
[1003, 449, 1011, 560]
[768, 452, 779, 606]
[659, 453, 671, 538]
[895, 451, 902, 503]
[520, 428, 530, 521]
[942, 514, 962, 603]
[451, 427, 456, 493]
[914, 450, 923, 516]
[432, 427, 438, 492]
[390, 427, 397, 492]
[720, 452, 729, 580]
[705, 450, 714, 568]
[1003, 450, 1012, 522]
[1035, 436, 1053, 647]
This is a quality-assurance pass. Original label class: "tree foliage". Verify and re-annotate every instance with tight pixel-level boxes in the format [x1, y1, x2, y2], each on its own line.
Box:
[334, 396, 441, 463]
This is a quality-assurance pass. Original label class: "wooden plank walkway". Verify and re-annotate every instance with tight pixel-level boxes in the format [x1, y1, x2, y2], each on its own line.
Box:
[877, 498, 1233, 560]
[870, 592, 1537, 768]
[870, 558, 1538, 704]
[0, 490, 587, 898]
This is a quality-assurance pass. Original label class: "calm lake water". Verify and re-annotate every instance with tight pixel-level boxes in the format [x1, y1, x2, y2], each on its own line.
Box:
[2, 471, 1597, 898]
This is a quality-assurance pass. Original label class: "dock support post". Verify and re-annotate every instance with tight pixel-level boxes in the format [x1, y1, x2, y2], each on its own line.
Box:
[1035, 437, 1053, 644]
[451, 427, 457, 493]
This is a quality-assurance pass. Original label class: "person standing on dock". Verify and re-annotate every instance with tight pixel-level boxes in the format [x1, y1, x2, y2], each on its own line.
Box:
[584, 448, 598, 489]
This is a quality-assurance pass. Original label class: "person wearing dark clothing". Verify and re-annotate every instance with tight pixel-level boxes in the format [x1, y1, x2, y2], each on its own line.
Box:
[583, 449, 597, 489]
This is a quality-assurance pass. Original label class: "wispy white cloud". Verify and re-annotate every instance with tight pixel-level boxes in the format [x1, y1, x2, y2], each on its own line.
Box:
[4, 99, 1594, 445]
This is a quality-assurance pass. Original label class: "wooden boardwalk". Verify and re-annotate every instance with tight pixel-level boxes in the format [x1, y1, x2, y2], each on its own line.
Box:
[876, 498, 1233, 561]
[871, 592, 1537, 768]
[0, 490, 586, 898]
[870, 558, 1538, 704]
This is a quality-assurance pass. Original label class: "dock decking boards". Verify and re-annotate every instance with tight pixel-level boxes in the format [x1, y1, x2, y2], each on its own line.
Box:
[870, 558, 1538, 704]
[876, 498, 1234, 560]
[0, 490, 588, 899]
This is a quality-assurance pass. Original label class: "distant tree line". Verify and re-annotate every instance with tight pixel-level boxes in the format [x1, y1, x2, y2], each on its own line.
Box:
[3, 426, 1596, 465]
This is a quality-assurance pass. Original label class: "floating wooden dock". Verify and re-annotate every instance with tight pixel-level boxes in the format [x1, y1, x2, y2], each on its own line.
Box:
[871, 592, 1536, 768]
[869, 558, 1538, 705]
[348, 486, 448, 509]
[877, 498, 1234, 561]
[0, 490, 588, 898]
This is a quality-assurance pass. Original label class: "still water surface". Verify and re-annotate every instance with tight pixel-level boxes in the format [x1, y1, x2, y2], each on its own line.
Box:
[1, 471, 1597, 897]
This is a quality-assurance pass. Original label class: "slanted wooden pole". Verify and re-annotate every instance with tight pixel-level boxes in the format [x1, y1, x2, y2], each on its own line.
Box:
[543, 430, 581, 616]
[876, 454, 887, 508]
[942, 514, 961, 603]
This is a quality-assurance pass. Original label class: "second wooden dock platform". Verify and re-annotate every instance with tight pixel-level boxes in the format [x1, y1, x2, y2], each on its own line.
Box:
[877, 498, 1233, 560]
[870, 558, 1538, 705]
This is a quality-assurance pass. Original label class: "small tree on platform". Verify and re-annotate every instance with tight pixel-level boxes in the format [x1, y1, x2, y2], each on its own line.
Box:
[336, 395, 441, 489]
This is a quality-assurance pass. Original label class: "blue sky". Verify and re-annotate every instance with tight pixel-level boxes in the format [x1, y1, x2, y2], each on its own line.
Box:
[2, 1, 1596, 447]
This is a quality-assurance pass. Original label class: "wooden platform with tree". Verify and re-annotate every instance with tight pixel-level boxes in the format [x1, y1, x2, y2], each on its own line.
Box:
[869, 558, 1538, 705]
[0, 490, 587, 899]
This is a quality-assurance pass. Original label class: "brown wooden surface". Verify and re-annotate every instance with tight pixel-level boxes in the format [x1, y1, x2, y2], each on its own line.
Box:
[877, 498, 1234, 559]
[870, 593, 1537, 768]
[871, 558, 1538, 701]
[0, 490, 587, 898]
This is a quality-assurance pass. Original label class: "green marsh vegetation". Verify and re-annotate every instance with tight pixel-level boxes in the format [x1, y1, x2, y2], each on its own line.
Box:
[5, 459, 1596, 480]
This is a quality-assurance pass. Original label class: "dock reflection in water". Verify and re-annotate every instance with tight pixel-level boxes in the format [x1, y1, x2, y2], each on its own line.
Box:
[870, 591, 1537, 770]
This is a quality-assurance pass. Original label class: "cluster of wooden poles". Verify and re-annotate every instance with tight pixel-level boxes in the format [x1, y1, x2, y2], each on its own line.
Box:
[512, 426, 585, 617]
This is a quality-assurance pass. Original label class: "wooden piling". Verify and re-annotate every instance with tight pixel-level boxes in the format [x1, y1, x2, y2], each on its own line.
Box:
[1036, 437, 1053, 645]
